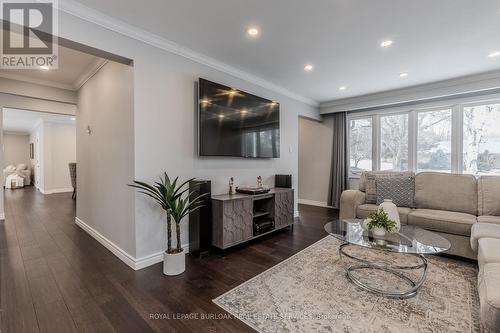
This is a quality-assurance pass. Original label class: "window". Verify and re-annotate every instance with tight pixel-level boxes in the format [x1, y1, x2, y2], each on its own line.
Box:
[417, 109, 452, 172]
[347, 98, 500, 177]
[380, 113, 408, 171]
[349, 118, 372, 176]
[463, 103, 500, 175]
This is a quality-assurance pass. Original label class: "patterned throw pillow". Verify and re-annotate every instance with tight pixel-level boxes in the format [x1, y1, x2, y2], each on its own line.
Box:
[365, 174, 378, 204]
[376, 176, 415, 207]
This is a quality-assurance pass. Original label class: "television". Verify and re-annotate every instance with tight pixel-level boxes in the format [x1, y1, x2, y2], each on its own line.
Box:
[198, 78, 280, 158]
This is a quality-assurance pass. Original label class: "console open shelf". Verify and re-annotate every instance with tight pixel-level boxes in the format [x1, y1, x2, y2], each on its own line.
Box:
[211, 188, 294, 250]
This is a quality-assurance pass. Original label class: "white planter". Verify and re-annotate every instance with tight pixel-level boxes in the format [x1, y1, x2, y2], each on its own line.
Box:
[372, 227, 386, 237]
[163, 250, 185, 276]
[379, 199, 401, 232]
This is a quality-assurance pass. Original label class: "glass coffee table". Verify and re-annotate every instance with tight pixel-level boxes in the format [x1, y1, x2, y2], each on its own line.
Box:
[324, 219, 451, 298]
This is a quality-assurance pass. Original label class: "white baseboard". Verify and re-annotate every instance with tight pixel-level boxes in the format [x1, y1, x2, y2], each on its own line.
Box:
[75, 217, 189, 270]
[0, 213, 4, 220]
[298, 199, 333, 208]
[294, 210, 300, 218]
[40, 187, 73, 195]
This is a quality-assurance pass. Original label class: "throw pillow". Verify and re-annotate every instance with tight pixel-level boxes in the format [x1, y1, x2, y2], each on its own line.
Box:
[5, 164, 16, 172]
[365, 174, 378, 204]
[376, 176, 415, 207]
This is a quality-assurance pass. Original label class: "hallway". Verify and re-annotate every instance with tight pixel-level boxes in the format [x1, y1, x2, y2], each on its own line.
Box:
[0, 187, 337, 333]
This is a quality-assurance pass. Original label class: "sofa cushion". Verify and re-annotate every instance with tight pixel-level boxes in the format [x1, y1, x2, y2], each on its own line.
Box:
[415, 172, 477, 215]
[376, 176, 415, 207]
[16, 163, 28, 171]
[471, 223, 500, 251]
[478, 176, 500, 216]
[356, 204, 412, 224]
[478, 238, 500, 269]
[478, 263, 500, 332]
[407, 209, 476, 236]
[478, 216, 500, 225]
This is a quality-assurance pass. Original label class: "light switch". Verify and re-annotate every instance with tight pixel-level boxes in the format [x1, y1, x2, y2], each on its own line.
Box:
[289, 145, 293, 153]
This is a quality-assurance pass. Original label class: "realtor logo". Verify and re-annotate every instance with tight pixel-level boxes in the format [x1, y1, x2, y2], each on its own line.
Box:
[1, 0, 58, 69]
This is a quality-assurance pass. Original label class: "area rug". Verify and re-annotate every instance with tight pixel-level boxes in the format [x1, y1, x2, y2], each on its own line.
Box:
[213, 236, 480, 333]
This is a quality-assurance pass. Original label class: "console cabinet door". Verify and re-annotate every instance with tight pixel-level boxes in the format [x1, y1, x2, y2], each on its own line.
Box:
[211, 198, 253, 248]
[274, 190, 294, 228]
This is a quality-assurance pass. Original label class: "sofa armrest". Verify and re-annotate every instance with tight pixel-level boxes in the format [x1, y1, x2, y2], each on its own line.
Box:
[471, 223, 500, 251]
[339, 190, 366, 220]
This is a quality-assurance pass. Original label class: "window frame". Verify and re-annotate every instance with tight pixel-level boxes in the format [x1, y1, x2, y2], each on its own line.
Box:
[347, 115, 375, 177]
[346, 95, 500, 178]
[460, 99, 500, 175]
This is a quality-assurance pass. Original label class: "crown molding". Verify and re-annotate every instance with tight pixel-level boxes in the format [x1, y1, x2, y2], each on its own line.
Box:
[73, 58, 108, 90]
[58, 0, 318, 107]
[320, 69, 500, 113]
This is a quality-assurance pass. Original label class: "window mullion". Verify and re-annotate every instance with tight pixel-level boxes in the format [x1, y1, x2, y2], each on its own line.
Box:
[408, 111, 417, 172]
[373, 115, 380, 171]
[451, 105, 462, 174]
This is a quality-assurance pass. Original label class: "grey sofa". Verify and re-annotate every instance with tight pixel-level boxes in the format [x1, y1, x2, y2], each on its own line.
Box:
[471, 223, 500, 332]
[340, 171, 500, 259]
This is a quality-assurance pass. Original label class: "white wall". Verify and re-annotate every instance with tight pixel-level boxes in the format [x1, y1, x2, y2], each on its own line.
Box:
[3, 133, 30, 167]
[298, 117, 333, 205]
[58, 10, 319, 265]
[42, 122, 76, 192]
[77, 61, 135, 257]
[28, 120, 76, 193]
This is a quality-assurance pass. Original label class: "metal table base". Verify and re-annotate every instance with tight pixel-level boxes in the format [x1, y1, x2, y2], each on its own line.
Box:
[339, 242, 428, 298]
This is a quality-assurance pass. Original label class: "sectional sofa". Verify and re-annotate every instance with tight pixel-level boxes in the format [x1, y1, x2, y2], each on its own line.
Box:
[340, 171, 500, 259]
[471, 223, 500, 332]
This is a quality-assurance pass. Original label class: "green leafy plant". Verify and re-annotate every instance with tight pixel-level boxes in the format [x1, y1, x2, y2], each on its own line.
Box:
[128, 173, 207, 254]
[366, 208, 397, 233]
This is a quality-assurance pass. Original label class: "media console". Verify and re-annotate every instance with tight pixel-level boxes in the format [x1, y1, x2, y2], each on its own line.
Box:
[211, 188, 294, 250]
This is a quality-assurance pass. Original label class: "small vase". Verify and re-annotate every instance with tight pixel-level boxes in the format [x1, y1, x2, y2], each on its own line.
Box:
[163, 250, 185, 276]
[379, 199, 400, 232]
[372, 227, 386, 237]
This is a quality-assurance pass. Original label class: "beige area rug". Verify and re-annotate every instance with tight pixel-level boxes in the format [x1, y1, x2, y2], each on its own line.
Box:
[213, 236, 480, 333]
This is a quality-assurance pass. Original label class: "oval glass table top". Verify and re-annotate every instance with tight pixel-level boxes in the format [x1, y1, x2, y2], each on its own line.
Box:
[324, 219, 451, 255]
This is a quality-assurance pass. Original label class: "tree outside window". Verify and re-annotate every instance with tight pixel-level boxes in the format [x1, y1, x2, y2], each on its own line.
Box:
[463, 104, 500, 175]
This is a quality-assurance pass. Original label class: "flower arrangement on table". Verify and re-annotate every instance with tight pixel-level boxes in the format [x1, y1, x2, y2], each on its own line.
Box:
[363, 208, 398, 237]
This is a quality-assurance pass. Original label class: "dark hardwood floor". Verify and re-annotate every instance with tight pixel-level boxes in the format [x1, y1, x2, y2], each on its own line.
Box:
[0, 187, 338, 333]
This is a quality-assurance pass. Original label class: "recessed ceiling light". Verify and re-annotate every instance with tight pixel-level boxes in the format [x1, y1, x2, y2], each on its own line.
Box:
[228, 89, 238, 96]
[380, 40, 393, 48]
[488, 51, 500, 58]
[247, 27, 259, 37]
[304, 64, 314, 72]
[339, 86, 347, 91]
[399, 72, 409, 77]
[39, 65, 49, 70]
[71, 117, 76, 121]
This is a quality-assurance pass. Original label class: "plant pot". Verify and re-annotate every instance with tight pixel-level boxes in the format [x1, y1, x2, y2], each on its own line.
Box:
[163, 250, 185, 276]
[372, 227, 386, 237]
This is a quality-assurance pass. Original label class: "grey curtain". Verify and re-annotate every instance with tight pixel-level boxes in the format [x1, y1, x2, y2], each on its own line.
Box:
[327, 112, 348, 209]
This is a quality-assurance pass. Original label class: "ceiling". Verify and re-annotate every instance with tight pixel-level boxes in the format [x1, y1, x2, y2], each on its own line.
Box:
[3, 108, 75, 133]
[69, 0, 500, 103]
[0, 45, 102, 90]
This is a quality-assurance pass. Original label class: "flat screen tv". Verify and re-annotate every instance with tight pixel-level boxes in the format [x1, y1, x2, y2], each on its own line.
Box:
[198, 78, 280, 158]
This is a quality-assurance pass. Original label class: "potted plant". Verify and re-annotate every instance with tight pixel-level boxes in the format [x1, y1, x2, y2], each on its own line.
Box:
[364, 208, 397, 237]
[129, 173, 207, 275]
